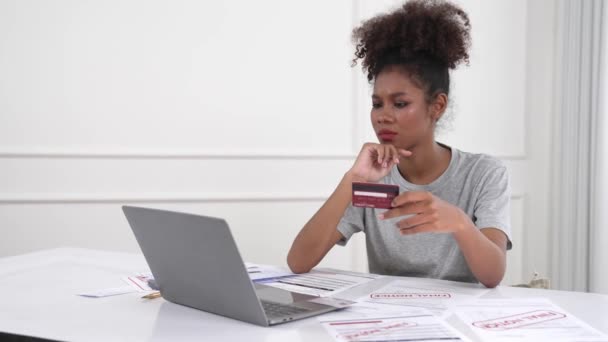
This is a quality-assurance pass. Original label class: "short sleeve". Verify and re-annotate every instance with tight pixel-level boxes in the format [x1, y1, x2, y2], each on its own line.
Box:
[473, 165, 513, 250]
[336, 204, 365, 246]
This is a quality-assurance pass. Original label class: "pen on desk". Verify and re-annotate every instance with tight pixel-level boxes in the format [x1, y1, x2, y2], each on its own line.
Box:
[142, 291, 161, 299]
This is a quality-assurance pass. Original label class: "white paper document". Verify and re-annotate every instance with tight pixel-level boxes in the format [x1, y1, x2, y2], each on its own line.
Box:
[320, 303, 470, 342]
[264, 270, 381, 297]
[320, 301, 424, 321]
[452, 298, 608, 342]
[120, 264, 293, 291]
[123, 272, 155, 292]
[364, 278, 488, 316]
[245, 262, 294, 282]
[78, 286, 135, 298]
[77, 271, 154, 298]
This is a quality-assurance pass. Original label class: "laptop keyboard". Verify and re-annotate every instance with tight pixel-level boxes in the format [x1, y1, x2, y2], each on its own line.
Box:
[261, 300, 310, 318]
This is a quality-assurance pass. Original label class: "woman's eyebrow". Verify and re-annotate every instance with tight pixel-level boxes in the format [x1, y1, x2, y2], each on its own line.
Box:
[372, 92, 409, 98]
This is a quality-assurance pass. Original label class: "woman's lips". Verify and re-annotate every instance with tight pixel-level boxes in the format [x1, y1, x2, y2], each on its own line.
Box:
[377, 130, 397, 142]
[378, 133, 397, 142]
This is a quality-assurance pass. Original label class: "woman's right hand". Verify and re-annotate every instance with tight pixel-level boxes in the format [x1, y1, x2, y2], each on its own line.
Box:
[348, 143, 412, 183]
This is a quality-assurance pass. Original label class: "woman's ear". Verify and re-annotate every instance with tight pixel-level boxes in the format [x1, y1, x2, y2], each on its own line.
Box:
[431, 93, 448, 122]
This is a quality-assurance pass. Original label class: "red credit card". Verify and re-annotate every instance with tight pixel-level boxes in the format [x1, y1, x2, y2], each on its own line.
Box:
[352, 182, 399, 209]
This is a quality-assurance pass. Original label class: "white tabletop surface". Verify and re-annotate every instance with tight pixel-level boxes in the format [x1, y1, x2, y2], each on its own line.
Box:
[0, 248, 607, 342]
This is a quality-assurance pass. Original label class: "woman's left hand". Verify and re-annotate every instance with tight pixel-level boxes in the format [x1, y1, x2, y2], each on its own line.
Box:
[379, 191, 472, 235]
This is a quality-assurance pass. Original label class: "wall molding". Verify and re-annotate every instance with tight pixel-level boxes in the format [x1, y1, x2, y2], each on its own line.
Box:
[0, 150, 358, 160]
[0, 193, 331, 204]
[0, 193, 524, 204]
[509, 194, 526, 284]
[0, 149, 528, 160]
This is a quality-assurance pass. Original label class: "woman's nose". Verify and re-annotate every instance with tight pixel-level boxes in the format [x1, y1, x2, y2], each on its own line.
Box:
[376, 110, 395, 124]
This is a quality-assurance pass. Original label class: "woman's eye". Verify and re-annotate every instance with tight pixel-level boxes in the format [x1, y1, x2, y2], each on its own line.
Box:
[372, 103, 382, 109]
[395, 102, 409, 108]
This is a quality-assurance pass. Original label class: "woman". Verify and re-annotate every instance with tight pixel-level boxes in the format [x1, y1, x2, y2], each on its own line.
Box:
[287, 0, 511, 288]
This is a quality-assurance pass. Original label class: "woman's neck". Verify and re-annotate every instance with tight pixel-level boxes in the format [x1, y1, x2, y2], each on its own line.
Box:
[397, 141, 451, 185]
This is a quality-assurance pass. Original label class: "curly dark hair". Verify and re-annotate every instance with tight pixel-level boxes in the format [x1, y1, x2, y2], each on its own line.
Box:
[352, 0, 471, 102]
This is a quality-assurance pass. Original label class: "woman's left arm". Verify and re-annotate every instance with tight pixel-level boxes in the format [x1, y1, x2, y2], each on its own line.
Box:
[453, 223, 507, 288]
[380, 191, 507, 288]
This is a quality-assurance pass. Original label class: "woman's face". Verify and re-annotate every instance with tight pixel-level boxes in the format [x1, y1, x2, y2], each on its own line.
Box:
[371, 66, 440, 151]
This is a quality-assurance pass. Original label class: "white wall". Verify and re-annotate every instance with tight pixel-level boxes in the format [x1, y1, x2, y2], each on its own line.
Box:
[0, 0, 555, 285]
[520, 0, 555, 287]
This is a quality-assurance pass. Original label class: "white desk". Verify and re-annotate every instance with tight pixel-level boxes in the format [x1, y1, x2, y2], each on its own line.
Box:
[1, 248, 607, 342]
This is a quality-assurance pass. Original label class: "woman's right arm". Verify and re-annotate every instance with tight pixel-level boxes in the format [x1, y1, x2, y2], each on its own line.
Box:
[286, 143, 410, 273]
[286, 171, 362, 273]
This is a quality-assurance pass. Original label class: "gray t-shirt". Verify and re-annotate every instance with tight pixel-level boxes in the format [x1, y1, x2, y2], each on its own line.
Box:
[337, 146, 511, 283]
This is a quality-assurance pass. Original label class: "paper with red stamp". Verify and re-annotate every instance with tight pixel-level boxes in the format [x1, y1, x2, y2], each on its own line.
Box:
[319, 303, 470, 341]
[472, 309, 566, 330]
[364, 279, 488, 317]
[452, 298, 608, 341]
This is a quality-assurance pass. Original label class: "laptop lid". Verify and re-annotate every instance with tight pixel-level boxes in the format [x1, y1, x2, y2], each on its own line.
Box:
[122, 206, 349, 327]
[123, 205, 269, 326]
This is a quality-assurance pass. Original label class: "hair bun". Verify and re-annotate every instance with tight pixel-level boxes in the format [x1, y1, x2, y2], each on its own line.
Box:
[353, 0, 471, 80]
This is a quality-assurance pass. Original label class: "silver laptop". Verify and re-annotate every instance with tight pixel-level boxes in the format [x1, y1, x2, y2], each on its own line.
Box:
[122, 206, 351, 326]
